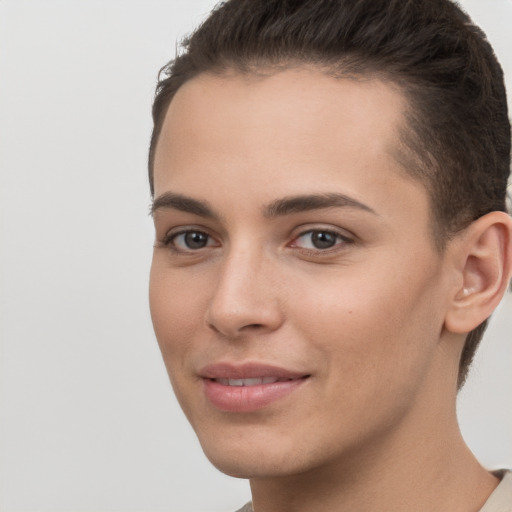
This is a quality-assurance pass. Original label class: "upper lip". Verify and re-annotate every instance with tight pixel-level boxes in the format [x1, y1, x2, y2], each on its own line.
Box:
[199, 362, 309, 380]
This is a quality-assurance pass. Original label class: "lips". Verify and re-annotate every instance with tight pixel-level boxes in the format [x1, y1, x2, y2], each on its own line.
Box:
[214, 377, 287, 386]
[200, 363, 310, 412]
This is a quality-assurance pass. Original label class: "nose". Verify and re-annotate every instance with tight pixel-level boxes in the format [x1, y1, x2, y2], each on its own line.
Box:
[205, 246, 284, 338]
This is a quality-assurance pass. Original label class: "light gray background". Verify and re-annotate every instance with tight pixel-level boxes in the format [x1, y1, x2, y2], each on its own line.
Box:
[0, 1, 510, 511]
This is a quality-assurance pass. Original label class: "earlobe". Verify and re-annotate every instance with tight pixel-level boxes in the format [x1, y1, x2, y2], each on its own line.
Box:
[445, 211, 512, 334]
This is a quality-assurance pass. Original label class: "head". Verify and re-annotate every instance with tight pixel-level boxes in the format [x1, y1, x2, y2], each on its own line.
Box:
[148, 0, 510, 388]
[148, 0, 512, 480]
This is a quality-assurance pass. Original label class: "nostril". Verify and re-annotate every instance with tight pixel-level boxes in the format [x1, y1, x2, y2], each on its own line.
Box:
[207, 322, 262, 331]
[207, 323, 221, 334]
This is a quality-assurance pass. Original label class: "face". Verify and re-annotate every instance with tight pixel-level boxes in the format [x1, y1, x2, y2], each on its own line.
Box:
[150, 68, 456, 479]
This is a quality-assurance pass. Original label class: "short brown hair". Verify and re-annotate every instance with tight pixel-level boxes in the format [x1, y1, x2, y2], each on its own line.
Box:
[148, 0, 511, 387]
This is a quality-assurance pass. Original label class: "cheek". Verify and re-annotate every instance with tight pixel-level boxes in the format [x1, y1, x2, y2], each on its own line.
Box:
[284, 280, 440, 451]
[149, 261, 207, 363]
[149, 261, 214, 422]
[291, 257, 443, 391]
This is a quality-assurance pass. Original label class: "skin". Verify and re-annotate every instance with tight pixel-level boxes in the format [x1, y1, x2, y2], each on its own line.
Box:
[149, 68, 505, 511]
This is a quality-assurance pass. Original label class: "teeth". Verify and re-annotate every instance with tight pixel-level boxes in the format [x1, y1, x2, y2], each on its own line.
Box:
[214, 377, 281, 386]
[239, 378, 262, 386]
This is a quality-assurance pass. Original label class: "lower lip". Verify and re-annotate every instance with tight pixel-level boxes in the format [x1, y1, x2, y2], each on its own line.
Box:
[203, 378, 308, 412]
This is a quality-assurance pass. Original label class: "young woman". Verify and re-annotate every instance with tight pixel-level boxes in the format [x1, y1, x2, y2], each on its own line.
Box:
[148, 1, 512, 510]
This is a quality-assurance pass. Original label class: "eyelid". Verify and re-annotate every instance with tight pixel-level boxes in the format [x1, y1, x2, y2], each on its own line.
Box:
[290, 224, 354, 241]
[288, 226, 354, 252]
[156, 223, 355, 255]
[160, 226, 220, 253]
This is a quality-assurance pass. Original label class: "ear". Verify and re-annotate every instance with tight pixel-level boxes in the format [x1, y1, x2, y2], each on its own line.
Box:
[444, 211, 512, 334]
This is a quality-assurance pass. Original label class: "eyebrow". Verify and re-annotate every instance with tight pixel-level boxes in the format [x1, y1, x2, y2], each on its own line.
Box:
[264, 193, 377, 218]
[150, 191, 377, 218]
[151, 192, 216, 218]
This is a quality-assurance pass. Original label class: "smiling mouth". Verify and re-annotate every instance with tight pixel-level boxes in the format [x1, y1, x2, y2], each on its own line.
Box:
[211, 376, 307, 386]
[203, 374, 310, 412]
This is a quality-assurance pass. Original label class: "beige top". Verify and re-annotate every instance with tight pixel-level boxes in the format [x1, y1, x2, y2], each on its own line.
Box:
[480, 471, 512, 512]
[235, 470, 512, 512]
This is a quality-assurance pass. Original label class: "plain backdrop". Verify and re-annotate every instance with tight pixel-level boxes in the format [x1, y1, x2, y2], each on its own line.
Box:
[0, 1, 511, 511]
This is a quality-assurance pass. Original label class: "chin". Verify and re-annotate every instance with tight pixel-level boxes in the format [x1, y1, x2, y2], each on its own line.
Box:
[204, 450, 299, 479]
[195, 428, 292, 478]
[196, 427, 334, 480]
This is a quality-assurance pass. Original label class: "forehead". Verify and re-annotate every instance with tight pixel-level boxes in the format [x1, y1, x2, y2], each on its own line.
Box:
[160, 68, 406, 148]
[153, 67, 429, 226]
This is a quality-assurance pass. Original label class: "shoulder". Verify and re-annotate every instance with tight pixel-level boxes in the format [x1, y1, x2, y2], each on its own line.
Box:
[231, 473, 512, 512]
[234, 503, 253, 512]
[479, 470, 512, 512]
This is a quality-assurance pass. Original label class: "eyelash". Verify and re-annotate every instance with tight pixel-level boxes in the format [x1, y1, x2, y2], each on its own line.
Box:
[161, 229, 218, 253]
[289, 228, 353, 254]
[159, 227, 353, 255]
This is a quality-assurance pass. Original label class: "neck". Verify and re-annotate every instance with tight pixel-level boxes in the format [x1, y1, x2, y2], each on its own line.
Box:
[249, 341, 499, 512]
[249, 420, 497, 512]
